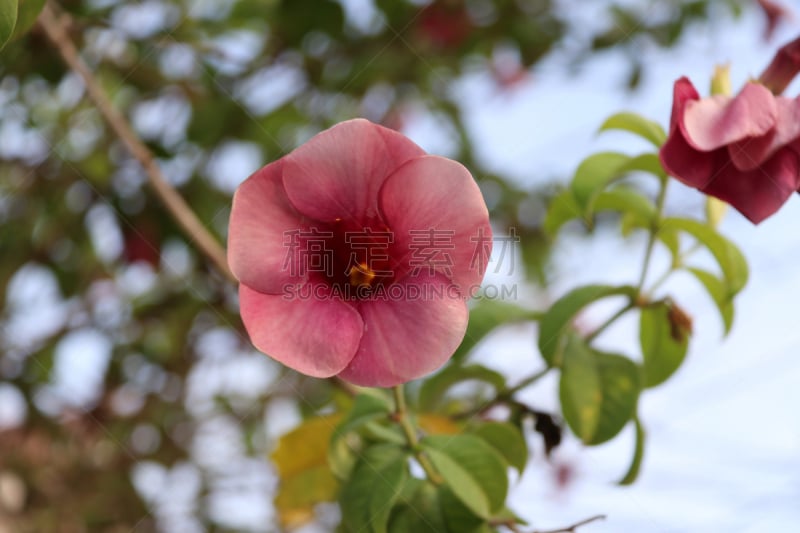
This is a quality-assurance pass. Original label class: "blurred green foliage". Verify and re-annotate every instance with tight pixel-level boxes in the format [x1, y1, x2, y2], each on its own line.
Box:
[0, 0, 744, 530]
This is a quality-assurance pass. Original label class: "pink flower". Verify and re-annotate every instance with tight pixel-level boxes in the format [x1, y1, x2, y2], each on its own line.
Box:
[659, 77, 800, 223]
[227, 119, 492, 387]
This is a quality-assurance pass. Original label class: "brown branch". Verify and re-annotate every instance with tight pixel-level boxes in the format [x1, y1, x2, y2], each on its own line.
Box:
[37, 2, 236, 283]
[532, 514, 606, 533]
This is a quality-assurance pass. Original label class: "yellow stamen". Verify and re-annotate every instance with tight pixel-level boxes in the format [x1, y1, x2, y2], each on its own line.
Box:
[348, 262, 376, 287]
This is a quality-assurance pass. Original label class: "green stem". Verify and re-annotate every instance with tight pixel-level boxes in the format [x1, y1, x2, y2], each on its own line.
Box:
[585, 302, 635, 343]
[584, 179, 670, 344]
[636, 179, 669, 294]
[502, 367, 550, 397]
[645, 241, 702, 298]
[392, 385, 442, 485]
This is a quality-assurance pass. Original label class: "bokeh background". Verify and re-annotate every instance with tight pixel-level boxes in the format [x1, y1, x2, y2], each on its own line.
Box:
[2, 0, 799, 531]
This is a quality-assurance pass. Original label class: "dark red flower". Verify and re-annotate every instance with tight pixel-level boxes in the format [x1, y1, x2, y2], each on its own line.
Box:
[659, 77, 800, 223]
[759, 34, 800, 95]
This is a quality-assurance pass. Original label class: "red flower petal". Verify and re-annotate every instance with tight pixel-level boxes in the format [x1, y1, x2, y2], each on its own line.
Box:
[682, 82, 777, 152]
[759, 34, 800, 94]
[727, 96, 800, 171]
[659, 127, 716, 189]
[227, 159, 309, 294]
[239, 284, 363, 378]
[379, 155, 492, 296]
[701, 147, 800, 224]
[668, 77, 700, 131]
[337, 272, 468, 387]
[282, 119, 425, 224]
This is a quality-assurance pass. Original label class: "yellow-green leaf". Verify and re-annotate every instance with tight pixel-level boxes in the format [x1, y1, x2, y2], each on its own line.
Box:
[662, 217, 748, 295]
[10, 0, 43, 41]
[340, 444, 409, 533]
[559, 336, 640, 445]
[271, 414, 342, 527]
[598, 112, 667, 147]
[538, 284, 636, 367]
[639, 302, 690, 388]
[618, 418, 646, 485]
[421, 435, 508, 519]
[0, 0, 18, 51]
[472, 422, 528, 472]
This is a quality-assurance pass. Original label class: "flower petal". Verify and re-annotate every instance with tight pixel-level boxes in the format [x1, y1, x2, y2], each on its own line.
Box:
[682, 82, 778, 152]
[282, 119, 425, 224]
[228, 160, 309, 294]
[668, 77, 700, 131]
[728, 96, 800, 171]
[379, 155, 492, 296]
[702, 147, 800, 224]
[660, 128, 716, 189]
[337, 273, 468, 387]
[759, 33, 800, 94]
[239, 284, 364, 377]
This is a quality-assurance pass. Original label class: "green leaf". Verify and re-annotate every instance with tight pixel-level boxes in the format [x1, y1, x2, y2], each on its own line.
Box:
[0, 0, 18, 51]
[340, 444, 409, 533]
[388, 481, 448, 533]
[618, 418, 646, 485]
[328, 393, 392, 479]
[687, 267, 734, 334]
[10, 0, 43, 41]
[538, 284, 636, 367]
[598, 112, 667, 147]
[620, 152, 666, 179]
[453, 300, 540, 361]
[544, 189, 582, 236]
[661, 217, 748, 295]
[472, 422, 529, 472]
[657, 226, 682, 264]
[363, 421, 406, 445]
[639, 302, 689, 388]
[593, 188, 657, 225]
[438, 486, 487, 532]
[571, 152, 631, 212]
[559, 336, 640, 445]
[418, 364, 506, 411]
[421, 435, 508, 519]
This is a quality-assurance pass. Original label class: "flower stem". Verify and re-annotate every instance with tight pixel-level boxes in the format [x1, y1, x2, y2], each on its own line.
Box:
[38, 3, 235, 283]
[644, 241, 702, 299]
[585, 301, 635, 343]
[584, 179, 670, 344]
[502, 367, 550, 397]
[392, 385, 442, 485]
[636, 179, 669, 294]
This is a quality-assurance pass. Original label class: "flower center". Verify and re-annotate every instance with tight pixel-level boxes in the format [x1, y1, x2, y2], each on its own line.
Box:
[348, 262, 377, 288]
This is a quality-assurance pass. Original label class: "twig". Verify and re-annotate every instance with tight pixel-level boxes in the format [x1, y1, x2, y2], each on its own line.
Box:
[635, 179, 669, 294]
[37, 2, 236, 283]
[392, 385, 442, 485]
[584, 301, 634, 342]
[532, 514, 606, 533]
